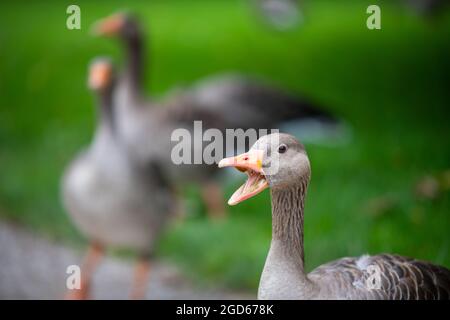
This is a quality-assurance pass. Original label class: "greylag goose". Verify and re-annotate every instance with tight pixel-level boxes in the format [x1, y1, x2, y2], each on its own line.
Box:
[62, 58, 174, 299]
[92, 12, 335, 219]
[219, 133, 450, 299]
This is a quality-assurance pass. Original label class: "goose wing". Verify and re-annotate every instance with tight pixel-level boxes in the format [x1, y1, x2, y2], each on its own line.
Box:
[309, 254, 450, 300]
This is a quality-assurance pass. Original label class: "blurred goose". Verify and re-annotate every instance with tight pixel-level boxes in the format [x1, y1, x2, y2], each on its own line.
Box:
[92, 12, 336, 218]
[405, 0, 449, 17]
[62, 58, 174, 299]
[250, 0, 303, 30]
[219, 133, 450, 299]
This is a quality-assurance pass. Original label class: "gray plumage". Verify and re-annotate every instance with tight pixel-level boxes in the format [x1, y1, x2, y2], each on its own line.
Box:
[308, 253, 450, 299]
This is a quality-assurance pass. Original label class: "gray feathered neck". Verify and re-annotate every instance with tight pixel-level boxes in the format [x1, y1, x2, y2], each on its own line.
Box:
[270, 175, 310, 271]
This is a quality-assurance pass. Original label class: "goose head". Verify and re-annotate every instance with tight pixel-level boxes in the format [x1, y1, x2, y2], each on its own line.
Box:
[219, 133, 310, 205]
[92, 12, 141, 43]
[88, 58, 114, 92]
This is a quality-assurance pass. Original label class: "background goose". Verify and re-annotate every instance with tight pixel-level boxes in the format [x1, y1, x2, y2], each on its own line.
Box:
[92, 12, 336, 219]
[406, 0, 449, 17]
[62, 58, 174, 299]
[250, 0, 303, 30]
[219, 133, 450, 299]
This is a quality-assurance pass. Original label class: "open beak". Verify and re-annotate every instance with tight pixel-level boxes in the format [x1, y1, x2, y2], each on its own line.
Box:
[91, 14, 124, 36]
[218, 150, 269, 205]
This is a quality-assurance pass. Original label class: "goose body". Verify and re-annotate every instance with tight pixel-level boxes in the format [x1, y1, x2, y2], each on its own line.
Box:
[62, 129, 171, 253]
[219, 133, 450, 300]
[62, 59, 174, 299]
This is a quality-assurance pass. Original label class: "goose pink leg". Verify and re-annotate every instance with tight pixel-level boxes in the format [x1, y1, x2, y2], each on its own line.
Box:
[65, 242, 103, 300]
[130, 258, 150, 300]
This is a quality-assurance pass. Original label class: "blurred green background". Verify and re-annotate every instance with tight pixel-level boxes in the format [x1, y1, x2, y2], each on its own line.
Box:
[0, 0, 449, 290]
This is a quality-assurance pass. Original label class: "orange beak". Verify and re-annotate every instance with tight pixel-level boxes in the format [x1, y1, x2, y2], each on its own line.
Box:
[89, 62, 112, 90]
[92, 14, 125, 36]
[218, 150, 264, 173]
[218, 150, 269, 205]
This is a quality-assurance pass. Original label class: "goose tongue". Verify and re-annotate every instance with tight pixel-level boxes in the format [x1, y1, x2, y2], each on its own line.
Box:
[228, 171, 268, 205]
[218, 150, 269, 205]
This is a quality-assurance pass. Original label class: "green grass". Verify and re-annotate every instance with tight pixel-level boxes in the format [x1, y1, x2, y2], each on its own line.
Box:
[0, 0, 449, 290]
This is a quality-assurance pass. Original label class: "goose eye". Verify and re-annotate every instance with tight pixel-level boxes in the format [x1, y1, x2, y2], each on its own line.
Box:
[278, 144, 287, 154]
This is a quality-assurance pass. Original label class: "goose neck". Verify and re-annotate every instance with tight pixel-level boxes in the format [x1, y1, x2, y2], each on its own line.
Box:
[97, 87, 115, 133]
[270, 179, 309, 271]
[125, 36, 144, 93]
